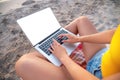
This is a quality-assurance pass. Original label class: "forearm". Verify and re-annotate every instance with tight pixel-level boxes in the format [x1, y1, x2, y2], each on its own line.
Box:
[78, 29, 116, 44]
[60, 55, 99, 80]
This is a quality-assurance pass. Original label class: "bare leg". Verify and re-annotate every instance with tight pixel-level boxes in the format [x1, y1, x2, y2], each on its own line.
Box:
[65, 16, 106, 62]
[15, 16, 106, 80]
[15, 51, 72, 80]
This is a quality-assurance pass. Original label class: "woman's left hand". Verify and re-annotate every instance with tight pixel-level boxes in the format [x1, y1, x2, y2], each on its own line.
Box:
[49, 39, 68, 60]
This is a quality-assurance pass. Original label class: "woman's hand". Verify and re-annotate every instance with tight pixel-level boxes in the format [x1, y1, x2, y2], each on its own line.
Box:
[49, 39, 68, 60]
[59, 34, 79, 43]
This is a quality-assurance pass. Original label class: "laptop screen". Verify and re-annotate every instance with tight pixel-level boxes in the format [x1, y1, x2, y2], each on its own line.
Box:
[17, 8, 61, 45]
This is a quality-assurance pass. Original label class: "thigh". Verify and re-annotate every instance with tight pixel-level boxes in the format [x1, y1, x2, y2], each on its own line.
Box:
[77, 16, 106, 62]
[65, 16, 106, 62]
[16, 51, 72, 80]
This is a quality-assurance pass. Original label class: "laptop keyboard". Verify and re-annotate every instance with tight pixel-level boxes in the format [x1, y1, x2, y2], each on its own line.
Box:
[38, 29, 68, 56]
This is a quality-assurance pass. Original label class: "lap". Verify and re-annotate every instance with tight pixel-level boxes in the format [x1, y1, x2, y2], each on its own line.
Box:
[18, 51, 72, 80]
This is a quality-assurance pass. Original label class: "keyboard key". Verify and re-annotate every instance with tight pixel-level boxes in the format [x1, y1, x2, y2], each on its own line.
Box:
[38, 29, 68, 56]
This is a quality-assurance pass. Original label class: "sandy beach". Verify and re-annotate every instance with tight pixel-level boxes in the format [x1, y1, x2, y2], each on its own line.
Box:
[0, 0, 120, 80]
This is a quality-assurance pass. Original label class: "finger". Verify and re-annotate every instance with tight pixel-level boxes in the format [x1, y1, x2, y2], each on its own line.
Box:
[48, 48, 54, 53]
[49, 44, 55, 52]
[50, 44, 54, 50]
[52, 39, 56, 46]
[53, 39, 60, 45]
[58, 34, 63, 38]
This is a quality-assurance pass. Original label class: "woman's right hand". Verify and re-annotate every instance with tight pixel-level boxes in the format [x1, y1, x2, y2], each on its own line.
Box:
[59, 33, 79, 43]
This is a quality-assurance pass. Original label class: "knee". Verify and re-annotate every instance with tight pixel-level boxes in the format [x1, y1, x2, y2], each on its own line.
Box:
[15, 54, 31, 75]
[77, 16, 89, 22]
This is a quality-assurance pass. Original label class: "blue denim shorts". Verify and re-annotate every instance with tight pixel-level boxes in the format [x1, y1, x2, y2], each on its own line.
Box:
[86, 48, 108, 79]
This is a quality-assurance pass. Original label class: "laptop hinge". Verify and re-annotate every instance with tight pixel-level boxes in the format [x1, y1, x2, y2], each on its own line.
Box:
[34, 28, 61, 47]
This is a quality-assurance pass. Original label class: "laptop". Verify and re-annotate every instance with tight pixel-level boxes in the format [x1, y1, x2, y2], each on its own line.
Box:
[17, 7, 78, 66]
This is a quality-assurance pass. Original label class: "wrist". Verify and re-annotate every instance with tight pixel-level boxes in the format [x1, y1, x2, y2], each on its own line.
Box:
[59, 54, 69, 63]
[77, 36, 83, 42]
[75, 36, 80, 42]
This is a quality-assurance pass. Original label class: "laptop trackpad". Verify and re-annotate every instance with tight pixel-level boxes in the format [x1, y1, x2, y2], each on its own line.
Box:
[62, 43, 79, 56]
